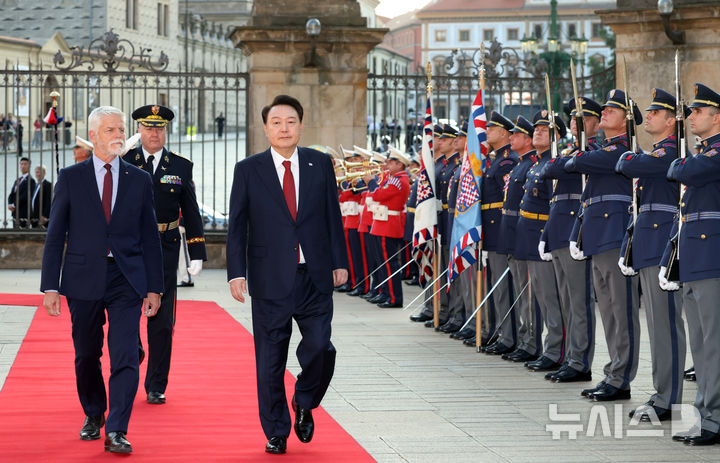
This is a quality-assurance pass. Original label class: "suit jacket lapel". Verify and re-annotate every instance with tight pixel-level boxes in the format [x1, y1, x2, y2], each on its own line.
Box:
[254, 150, 294, 222]
[84, 159, 106, 221]
[110, 158, 131, 223]
[297, 148, 312, 221]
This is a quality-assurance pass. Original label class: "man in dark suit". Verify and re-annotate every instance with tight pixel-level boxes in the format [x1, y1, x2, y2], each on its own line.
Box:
[125, 104, 206, 405]
[8, 156, 36, 228]
[40, 106, 163, 454]
[227, 95, 348, 455]
[31, 164, 52, 228]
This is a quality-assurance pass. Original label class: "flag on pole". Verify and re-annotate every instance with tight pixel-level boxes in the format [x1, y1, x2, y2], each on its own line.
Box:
[412, 94, 438, 287]
[43, 106, 58, 125]
[448, 87, 490, 284]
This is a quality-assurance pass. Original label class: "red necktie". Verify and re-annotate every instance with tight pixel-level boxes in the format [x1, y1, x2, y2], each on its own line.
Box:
[102, 164, 112, 223]
[282, 160, 297, 221]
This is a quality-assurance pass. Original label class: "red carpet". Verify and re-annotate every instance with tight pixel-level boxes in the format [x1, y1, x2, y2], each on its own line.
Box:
[0, 294, 373, 462]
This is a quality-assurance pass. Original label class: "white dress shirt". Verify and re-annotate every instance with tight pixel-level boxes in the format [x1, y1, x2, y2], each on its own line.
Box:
[142, 147, 163, 174]
[270, 147, 305, 263]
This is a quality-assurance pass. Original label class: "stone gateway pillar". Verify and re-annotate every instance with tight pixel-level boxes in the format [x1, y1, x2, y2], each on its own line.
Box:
[230, 0, 387, 155]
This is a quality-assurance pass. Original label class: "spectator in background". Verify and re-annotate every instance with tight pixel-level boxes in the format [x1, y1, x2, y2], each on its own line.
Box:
[32, 115, 43, 148]
[31, 164, 52, 228]
[8, 156, 35, 228]
[215, 112, 225, 138]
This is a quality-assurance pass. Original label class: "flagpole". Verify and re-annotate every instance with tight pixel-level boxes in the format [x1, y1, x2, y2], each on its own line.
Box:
[424, 61, 441, 329]
[475, 49, 486, 349]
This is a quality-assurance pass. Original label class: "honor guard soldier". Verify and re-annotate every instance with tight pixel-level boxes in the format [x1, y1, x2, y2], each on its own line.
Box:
[403, 155, 421, 286]
[481, 111, 519, 353]
[659, 83, 720, 445]
[127, 104, 207, 405]
[356, 147, 384, 303]
[340, 148, 370, 297]
[497, 116, 539, 362]
[369, 147, 411, 307]
[616, 88, 687, 422]
[539, 97, 601, 383]
[565, 90, 641, 401]
[515, 111, 566, 373]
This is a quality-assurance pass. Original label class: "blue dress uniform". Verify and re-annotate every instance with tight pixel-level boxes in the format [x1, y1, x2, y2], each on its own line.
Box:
[539, 97, 600, 382]
[517, 111, 566, 372]
[661, 83, 720, 442]
[564, 89, 641, 400]
[127, 105, 206, 400]
[497, 117, 536, 358]
[442, 147, 467, 332]
[616, 88, 687, 417]
[481, 111, 518, 353]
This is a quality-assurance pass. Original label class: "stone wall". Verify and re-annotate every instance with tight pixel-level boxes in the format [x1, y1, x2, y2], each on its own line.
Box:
[0, 232, 228, 270]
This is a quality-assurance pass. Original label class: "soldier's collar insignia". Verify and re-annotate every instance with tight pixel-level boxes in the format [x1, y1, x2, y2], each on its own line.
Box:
[135, 153, 141, 161]
[164, 155, 169, 162]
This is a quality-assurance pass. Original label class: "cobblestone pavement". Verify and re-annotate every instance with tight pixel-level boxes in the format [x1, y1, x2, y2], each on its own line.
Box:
[1, 269, 716, 462]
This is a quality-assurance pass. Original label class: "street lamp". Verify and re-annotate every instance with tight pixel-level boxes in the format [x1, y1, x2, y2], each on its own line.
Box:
[657, 0, 685, 45]
[520, 36, 538, 55]
[305, 18, 321, 67]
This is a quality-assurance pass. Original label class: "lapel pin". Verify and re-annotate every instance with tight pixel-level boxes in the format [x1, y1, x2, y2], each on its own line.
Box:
[308, 162, 313, 166]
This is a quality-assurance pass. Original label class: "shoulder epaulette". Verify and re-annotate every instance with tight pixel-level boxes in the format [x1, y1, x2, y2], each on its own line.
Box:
[170, 151, 193, 163]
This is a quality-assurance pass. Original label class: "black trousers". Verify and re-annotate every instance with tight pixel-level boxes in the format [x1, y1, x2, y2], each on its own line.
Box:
[67, 260, 142, 433]
[345, 228, 365, 288]
[378, 236, 403, 305]
[251, 266, 336, 439]
[144, 232, 179, 393]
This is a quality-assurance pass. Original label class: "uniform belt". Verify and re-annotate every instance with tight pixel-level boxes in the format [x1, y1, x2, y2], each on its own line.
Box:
[502, 209, 519, 216]
[442, 204, 449, 210]
[520, 210, 549, 221]
[682, 211, 720, 223]
[551, 193, 582, 203]
[386, 210, 402, 216]
[158, 219, 180, 232]
[583, 194, 632, 207]
[407, 207, 416, 213]
[481, 202, 503, 210]
[639, 203, 678, 214]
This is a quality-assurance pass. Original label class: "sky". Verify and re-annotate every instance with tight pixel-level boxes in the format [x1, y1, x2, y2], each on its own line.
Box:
[375, 0, 432, 18]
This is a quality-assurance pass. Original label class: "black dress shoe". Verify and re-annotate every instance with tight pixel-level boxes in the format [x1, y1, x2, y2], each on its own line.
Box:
[425, 319, 447, 328]
[486, 342, 514, 355]
[80, 415, 105, 441]
[147, 391, 166, 404]
[672, 426, 702, 442]
[463, 336, 476, 346]
[451, 328, 474, 340]
[334, 283, 352, 292]
[526, 356, 562, 371]
[177, 280, 194, 287]
[684, 366, 696, 382]
[581, 381, 606, 397]
[265, 436, 287, 454]
[685, 429, 720, 446]
[629, 403, 671, 422]
[440, 322, 461, 334]
[292, 396, 314, 443]
[410, 312, 432, 322]
[553, 367, 592, 383]
[503, 348, 527, 361]
[590, 384, 631, 401]
[361, 291, 377, 300]
[104, 431, 132, 453]
[378, 301, 403, 308]
[545, 365, 568, 380]
[368, 294, 387, 304]
[347, 287, 366, 297]
[511, 350, 538, 363]
[404, 277, 419, 286]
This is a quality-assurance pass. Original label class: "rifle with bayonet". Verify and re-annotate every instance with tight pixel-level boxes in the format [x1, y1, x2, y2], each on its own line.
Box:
[545, 74, 558, 160]
[664, 50, 686, 282]
[622, 57, 638, 268]
[570, 59, 587, 251]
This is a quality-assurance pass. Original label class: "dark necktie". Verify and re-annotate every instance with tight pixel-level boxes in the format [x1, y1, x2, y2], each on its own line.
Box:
[102, 164, 112, 223]
[145, 155, 155, 176]
[282, 160, 297, 221]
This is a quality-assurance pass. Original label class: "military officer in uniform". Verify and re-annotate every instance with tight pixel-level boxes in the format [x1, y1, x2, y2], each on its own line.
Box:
[481, 112, 518, 353]
[659, 83, 720, 445]
[369, 147, 411, 308]
[515, 111, 566, 372]
[617, 88, 687, 422]
[126, 104, 207, 404]
[497, 116, 539, 362]
[565, 90, 641, 401]
[539, 97, 601, 383]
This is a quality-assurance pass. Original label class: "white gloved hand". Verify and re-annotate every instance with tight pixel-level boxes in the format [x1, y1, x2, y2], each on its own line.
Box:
[569, 241, 585, 261]
[121, 133, 141, 156]
[538, 241, 552, 261]
[187, 259, 203, 276]
[481, 250, 489, 267]
[618, 257, 637, 276]
[658, 266, 680, 292]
